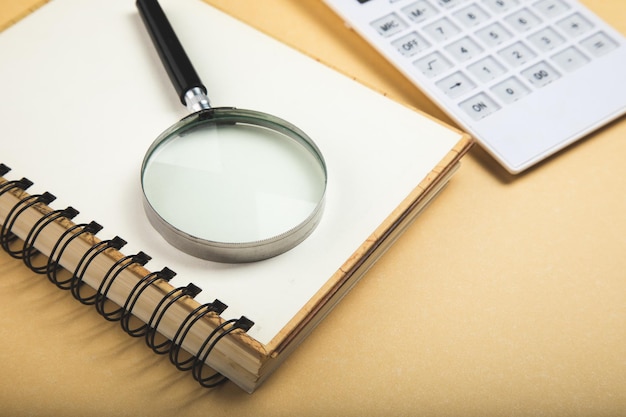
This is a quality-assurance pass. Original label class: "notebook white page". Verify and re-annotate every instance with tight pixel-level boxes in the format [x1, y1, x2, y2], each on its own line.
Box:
[0, 0, 464, 344]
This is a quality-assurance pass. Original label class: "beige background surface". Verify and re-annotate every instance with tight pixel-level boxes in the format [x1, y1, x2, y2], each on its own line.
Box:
[1, 0, 625, 416]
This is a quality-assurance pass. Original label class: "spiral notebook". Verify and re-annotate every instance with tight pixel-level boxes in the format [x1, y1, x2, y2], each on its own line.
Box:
[0, 0, 471, 392]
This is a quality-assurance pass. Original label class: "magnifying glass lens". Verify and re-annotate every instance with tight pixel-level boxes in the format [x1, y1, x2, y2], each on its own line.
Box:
[142, 112, 326, 248]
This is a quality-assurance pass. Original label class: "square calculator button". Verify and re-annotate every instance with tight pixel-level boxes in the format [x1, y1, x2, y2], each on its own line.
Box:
[580, 32, 619, 57]
[521, 61, 561, 87]
[370, 13, 408, 37]
[482, 0, 520, 14]
[401, 0, 440, 23]
[392, 32, 431, 56]
[468, 56, 507, 83]
[459, 93, 501, 120]
[491, 76, 531, 104]
[445, 36, 484, 62]
[557, 13, 594, 38]
[436, 71, 477, 98]
[551, 46, 590, 72]
[414, 51, 454, 77]
[453, 4, 491, 28]
[476, 22, 513, 47]
[424, 18, 461, 42]
[504, 8, 543, 33]
[498, 41, 536, 67]
[532, 0, 570, 19]
[436, 0, 467, 9]
[528, 27, 565, 52]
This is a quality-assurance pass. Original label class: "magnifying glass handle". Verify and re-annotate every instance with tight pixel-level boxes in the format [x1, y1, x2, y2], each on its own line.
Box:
[136, 0, 211, 111]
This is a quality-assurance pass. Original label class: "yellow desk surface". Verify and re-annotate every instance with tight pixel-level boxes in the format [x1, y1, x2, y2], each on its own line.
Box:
[1, 1, 625, 416]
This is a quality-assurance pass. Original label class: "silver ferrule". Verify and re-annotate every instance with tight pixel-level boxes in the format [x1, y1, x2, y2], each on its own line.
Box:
[184, 87, 211, 112]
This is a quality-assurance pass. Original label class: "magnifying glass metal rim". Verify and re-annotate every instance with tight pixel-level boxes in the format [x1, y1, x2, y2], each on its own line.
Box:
[136, 0, 328, 263]
[140, 107, 327, 263]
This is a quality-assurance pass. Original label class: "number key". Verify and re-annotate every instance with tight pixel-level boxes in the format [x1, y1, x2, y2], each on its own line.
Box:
[453, 4, 491, 28]
[505, 8, 542, 33]
[482, 0, 519, 14]
[528, 27, 565, 52]
[424, 18, 461, 42]
[521, 61, 561, 87]
[445, 36, 484, 62]
[491, 77, 531, 104]
[467, 56, 507, 83]
[498, 41, 536, 67]
[476, 22, 513, 47]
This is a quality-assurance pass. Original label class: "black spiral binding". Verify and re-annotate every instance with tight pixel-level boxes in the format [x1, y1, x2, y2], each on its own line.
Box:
[95, 251, 152, 320]
[46, 221, 104, 290]
[69, 235, 127, 302]
[192, 316, 255, 387]
[120, 266, 177, 337]
[145, 283, 203, 354]
[0, 166, 254, 388]
[22, 206, 80, 273]
[169, 299, 228, 371]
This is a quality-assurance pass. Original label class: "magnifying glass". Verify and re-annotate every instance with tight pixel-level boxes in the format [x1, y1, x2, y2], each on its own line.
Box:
[136, 0, 327, 263]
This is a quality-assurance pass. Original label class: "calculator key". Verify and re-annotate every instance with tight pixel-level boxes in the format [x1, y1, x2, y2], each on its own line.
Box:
[401, 0, 440, 23]
[482, 0, 519, 14]
[532, 0, 570, 19]
[475, 22, 513, 47]
[557, 13, 594, 38]
[414, 52, 454, 77]
[453, 4, 491, 28]
[498, 41, 536, 67]
[551, 46, 590, 72]
[424, 18, 461, 43]
[580, 32, 619, 57]
[392, 32, 431, 57]
[521, 61, 561, 87]
[459, 93, 501, 120]
[445, 36, 484, 62]
[467, 56, 507, 83]
[436, 71, 477, 98]
[491, 77, 531, 104]
[370, 13, 408, 38]
[528, 27, 565, 52]
[504, 8, 542, 33]
[436, 0, 467, 9]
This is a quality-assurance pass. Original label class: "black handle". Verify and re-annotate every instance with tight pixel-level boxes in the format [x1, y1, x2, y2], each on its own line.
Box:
[136, 0, 206, 106]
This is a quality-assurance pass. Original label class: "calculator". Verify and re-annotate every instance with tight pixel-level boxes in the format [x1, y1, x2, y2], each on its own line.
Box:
[322, 0, 626, 173]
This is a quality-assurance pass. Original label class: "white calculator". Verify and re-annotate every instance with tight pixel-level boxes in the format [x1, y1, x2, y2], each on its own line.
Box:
[322, 0, 626, 173]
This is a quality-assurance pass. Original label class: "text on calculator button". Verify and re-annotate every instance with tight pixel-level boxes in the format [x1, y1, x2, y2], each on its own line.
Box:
[557, 13, 594, 38]
[551, 46, 590, 72]
[491, 76, 531, 104]
[370, 13, 408, 37]
[414, 51, 454, 77]
[482, 0, 520, 14]
[424, 18, 462, 42]
[436, 71, 478, 98]
[468, 56, 507, 83]
[580, 32, 619, 57]
[475, 22, 513, 47]
[504, 8, 543, 33]
[528, 27, 565, 52]
[459, 93, 501, 120]
[498, 41, 537, 67]
[521, 61, 561, 87]
[453, 4, 491, 28]
[392, 32, 431, 56]
[401, 0, 440, 23]
[532, 0, 570, 19]
[445, 36, 484, 62]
